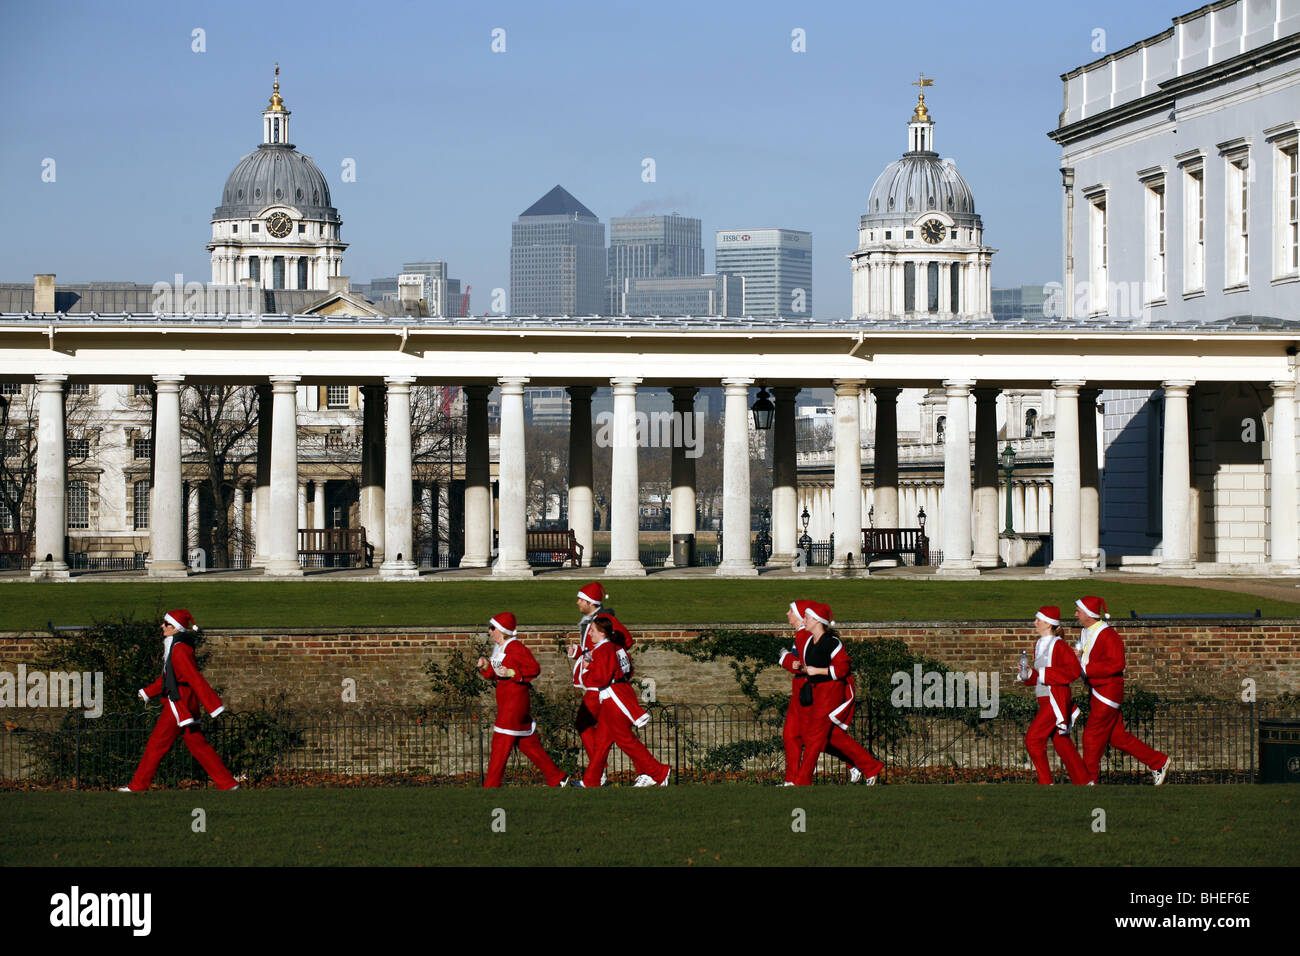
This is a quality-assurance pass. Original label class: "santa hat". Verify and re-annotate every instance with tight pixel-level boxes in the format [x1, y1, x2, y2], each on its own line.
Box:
[804, 602, 833, 626]
[489, 612, 517, 636]
[577, 582, 605, 606]
[789, 599, 813, 618]
[164, 609, 196, 632]
[1035, 606, 1061, 626]
[1076, 596, 1109, 620]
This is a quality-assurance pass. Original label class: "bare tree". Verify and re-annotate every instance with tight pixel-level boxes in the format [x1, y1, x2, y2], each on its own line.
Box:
[524, 424, 568, 526]
[178, 385, 259, 567]
[0, 384, 100, 539]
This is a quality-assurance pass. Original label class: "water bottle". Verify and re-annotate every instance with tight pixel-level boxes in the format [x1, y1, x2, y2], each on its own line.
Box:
[1019, 650, 1029, 681]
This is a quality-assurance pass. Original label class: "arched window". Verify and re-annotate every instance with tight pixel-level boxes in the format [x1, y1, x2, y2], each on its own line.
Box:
[298, 258, 308, 289]
[248, 256, 260, 281]
[904, 262, 916, 312]
[273, 256, 285, 290]
[927, 261, 939, 312]
[936, 416, 946, 443]
[1025, 408, 1038, 438]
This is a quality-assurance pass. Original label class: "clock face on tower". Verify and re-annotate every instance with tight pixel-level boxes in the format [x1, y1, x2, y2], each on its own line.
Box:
[266, 211, 293, 239]
[921, 219, 946, 244]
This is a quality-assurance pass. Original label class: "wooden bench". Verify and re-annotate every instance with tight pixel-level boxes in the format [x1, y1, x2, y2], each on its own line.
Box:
[0, 530, 31, 567]
[298, 527, 370, 568]
[526, 529, 584, 567]
[862, 527, 930, 565]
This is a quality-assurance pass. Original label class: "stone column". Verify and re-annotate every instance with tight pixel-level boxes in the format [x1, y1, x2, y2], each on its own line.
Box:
[437, 481, 450, 560]
[297, 482, 307, 529]
[1159, 381, 1195, 572]
[972, 386, 1000, 568]
[461, 385, 492, 568]
[31, 375, 69, 577]
[265, 375, 303, 576]
[717, 378, 758, 577]
[666, 386, 699, 567]
[149, 375, 187, 576]
[1047, 380, 1086, 576]
[769, 386, 799, 567]
[360, 384, 385, 564]
[830, 379, 865, 572]
[566, 385, 596, 567]
[252, 384, 272, 567]
[607, 377, 647, 577]
[937, 380, 978, 576]
[872, 387, 901, 529]
[1079, 387, 1101, 569]
[380, 376, 418, 577]
[313, 480, 327, 530]
[1271, 381, 1300, 570]
[186, 482, 199, 556]
[493, 377, 533, 578]
[232, 482, 246, 564]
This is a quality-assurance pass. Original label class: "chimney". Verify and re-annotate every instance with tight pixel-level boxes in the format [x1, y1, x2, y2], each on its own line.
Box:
[327, 275, 350, 295]
[34, 274, 55, 313]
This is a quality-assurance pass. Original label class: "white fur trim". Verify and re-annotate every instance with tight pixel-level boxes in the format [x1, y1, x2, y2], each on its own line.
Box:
[493, 722, 536, 737]
[209, 705, 225, 718]
[1091, 688, 1121, 710]
[1035, 611, 1059, 625]
[489, 616, 517, 636]
[138, 689, 148, 702]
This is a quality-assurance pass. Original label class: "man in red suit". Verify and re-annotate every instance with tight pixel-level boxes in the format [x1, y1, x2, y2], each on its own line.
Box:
[119, 609, 239, 792]
[477, 612, 567, 788]
[1074, 595, 1172, 785]
[1019, 605, 1089, 785]
[779, 599, 857, 784]
[790, 603, 884, 787]
[566, 582, 634, 771]
[576, 617, 670, 788]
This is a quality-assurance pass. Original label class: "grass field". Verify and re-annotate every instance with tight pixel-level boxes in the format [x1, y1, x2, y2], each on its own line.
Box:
[1, 579, 1297, 630]
[3, 785, 1296, 866]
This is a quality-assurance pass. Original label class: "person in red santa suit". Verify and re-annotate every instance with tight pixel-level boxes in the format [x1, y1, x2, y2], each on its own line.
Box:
[575, 616, 670, 788]
[565, 582, 634, 770]
[477, 612, 567, 788]
[778, 600, 857, 785]
[1019, 606, 1090, 785]
[1074, 595, 1172, 786]
[791, 603, 884, 787]
[119, 609, 239, 792]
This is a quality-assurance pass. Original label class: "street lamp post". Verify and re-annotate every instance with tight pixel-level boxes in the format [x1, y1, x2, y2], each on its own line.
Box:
[1001, 443, 1017, 534]
[798, 505, 812, 564]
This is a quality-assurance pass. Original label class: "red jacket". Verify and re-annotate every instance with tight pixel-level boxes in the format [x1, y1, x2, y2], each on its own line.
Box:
[569, 611, 633, 688]
[585, 639, 649, 728]
[1076, 622, 1125, 709]
[783, 630, 856, 730]
[1021, 635, 1082, 731]
[139, 635, 224, 728]
[479, 637, 542, 735]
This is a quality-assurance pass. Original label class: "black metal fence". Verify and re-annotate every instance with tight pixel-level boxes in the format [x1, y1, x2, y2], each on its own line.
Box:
[2, 700, 1291, 789]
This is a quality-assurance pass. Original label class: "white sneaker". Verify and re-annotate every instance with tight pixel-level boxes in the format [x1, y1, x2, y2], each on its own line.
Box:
[116, 786, 137, 792]
[1153, 759, 1172, 786]
[849, 767, 862, 784]
[633, 774, 656, 787]
[658, 771, 671, 787]
[601, 772, 607, 786]
[558, 777, 569, 788]
[863, 774, 878, 786]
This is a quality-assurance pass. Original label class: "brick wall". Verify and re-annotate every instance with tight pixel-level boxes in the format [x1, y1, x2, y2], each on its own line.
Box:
[3, 620, 1297, 712]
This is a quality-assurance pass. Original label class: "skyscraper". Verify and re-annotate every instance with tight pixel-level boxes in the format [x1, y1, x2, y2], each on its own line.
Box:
[714, 228, 813, 319]
[510, 185, 606, 316]
[606, 213, 704, 313]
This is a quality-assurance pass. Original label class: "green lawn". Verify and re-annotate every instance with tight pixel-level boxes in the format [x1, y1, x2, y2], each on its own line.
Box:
[2, 785, 1295, 866]
[0, 579, 1296, 630]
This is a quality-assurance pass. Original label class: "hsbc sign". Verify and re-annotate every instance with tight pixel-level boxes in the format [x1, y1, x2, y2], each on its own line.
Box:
[719, 233, 752, 242]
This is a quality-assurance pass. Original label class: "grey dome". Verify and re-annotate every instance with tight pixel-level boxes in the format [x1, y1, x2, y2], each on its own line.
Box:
[864, 153, 977, 223]
[212, 144, 339, 223]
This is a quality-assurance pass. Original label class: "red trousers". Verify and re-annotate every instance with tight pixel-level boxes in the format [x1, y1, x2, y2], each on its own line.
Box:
[1025, 698, 1089, 785]
[484, 730, 566, 788]
[128, 711, 237, 791]
[1081, 701, 1168, 782]
[782, 696, 852, 783]
[582, 700, 669, 787]
[793, 683, 884, 786]
[575, 695, 600, 762]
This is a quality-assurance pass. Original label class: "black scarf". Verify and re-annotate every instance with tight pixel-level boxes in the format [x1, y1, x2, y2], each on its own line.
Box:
[162, 632, 198, 702]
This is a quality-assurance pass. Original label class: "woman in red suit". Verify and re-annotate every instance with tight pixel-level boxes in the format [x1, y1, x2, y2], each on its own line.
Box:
[477, 612, 567, 788]
[119, 609, 238, 792]
[791, 603, 884, 787]
[1019, 605, 1089, 785]
[577, 617, 671, 788]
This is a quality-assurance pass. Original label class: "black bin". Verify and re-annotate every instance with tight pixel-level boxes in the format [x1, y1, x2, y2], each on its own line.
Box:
[1259, 717, 1300, 783]
[672, 533, 696, 568]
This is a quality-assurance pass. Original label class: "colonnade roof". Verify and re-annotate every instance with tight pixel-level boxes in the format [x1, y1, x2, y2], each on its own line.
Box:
[1, 311, 1298, 335]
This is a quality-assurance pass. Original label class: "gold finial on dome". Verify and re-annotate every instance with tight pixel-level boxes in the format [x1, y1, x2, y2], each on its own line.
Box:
[911, 72, 934, 122]
[268, 62, 285, 111]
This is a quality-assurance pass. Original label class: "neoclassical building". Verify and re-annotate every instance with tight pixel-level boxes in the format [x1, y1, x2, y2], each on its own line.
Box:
[206, 67, 346, 291]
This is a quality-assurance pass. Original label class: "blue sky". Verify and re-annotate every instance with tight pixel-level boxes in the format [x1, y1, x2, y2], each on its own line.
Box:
[0, 0, 1195, 317]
